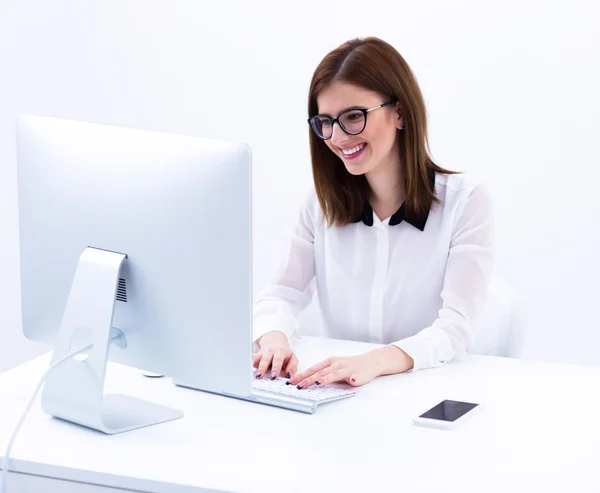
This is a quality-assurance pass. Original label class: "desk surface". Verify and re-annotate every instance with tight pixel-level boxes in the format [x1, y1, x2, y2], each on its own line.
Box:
[1, 336, 599, 493]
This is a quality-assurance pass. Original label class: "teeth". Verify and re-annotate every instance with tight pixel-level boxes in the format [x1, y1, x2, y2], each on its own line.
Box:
[342, 143, 366, 156]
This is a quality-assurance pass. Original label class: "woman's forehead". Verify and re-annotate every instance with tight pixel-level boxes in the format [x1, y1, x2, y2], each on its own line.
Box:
[317, 81, 382, 114]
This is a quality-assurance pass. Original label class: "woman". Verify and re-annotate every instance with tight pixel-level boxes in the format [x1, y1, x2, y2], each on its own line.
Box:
[252, 36, 494, 390]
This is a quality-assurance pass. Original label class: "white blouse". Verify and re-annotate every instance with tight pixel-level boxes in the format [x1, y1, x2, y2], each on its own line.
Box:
[252, 172, 495, 372]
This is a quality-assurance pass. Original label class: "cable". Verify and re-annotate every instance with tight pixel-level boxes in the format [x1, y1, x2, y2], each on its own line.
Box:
[0, 343, 93, 493]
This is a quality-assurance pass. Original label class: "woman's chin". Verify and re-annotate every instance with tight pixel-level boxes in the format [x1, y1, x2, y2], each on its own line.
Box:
[345, 168, 365, 176]
[343, 161, 369, 176]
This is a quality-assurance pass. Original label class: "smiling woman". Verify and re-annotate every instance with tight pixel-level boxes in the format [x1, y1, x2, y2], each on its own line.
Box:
[251, 37, 495, 391]
[308, 37, 458, 227]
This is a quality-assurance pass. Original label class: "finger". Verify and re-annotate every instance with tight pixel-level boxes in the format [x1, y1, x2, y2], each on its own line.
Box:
[289, 357, 332, 385]
[270, 350, 285, 380]
[256, 350, 273, 379]
[299, 363, 345, 389]
[283, 353, 299, 380]
[344, 373, 359, 386]
[252, 352, 262, 368]
[317, 368, 351, 386]
[290, 358, 333, 385]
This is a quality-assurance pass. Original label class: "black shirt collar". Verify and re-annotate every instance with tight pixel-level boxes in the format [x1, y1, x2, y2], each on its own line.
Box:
[352, 170, 435, 231]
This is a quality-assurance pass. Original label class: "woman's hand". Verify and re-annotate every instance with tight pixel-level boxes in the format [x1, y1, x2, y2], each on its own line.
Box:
[287, 353, 378, 388]
[253, 331, 299, 380]
[288, 346, 414, 388]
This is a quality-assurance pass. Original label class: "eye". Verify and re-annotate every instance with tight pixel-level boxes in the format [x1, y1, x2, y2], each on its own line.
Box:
[344, 111, 364, 122]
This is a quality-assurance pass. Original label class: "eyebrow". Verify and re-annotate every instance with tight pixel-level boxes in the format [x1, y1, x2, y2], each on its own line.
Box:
[316, 106, 365, 118]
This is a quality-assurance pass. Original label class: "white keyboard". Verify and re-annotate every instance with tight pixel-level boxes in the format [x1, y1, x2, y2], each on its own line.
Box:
[252, 377, 355, 403]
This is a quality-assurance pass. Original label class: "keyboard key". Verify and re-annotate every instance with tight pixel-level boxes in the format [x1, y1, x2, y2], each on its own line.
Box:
[252, 377, 355, 403]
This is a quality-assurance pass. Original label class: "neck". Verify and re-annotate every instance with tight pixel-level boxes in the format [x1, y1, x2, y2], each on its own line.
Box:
[365, 151, 404, 208]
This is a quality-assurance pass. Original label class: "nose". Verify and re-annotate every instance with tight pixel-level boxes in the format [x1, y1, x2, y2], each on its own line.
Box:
[329, 122, 349, 145]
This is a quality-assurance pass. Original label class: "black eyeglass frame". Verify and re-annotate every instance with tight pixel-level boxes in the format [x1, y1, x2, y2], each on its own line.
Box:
[307, 100, 396, 140]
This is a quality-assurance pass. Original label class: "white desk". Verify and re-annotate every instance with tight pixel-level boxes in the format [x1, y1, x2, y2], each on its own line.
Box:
[1, 336, 599, 493]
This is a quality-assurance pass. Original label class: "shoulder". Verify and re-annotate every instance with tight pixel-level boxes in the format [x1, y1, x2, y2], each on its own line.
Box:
[297, 187, 325, 226]
[434, 172, 494, 233]
[435, 172, 492, 208]
[435, 171, 486, 195]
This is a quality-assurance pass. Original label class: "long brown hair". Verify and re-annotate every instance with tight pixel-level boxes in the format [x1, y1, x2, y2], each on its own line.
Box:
[308, 37, 457, 227]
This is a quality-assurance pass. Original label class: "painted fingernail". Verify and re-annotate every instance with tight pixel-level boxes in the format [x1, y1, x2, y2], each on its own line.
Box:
[351, 378, 356, 383]
[255, 374, 261, 379]
[297, 380, 306, 389]
[270, 375, 276, 380]
[285, 380, 291, 385]
[286, 372, 291, 379]
[315, 381, 321, 385]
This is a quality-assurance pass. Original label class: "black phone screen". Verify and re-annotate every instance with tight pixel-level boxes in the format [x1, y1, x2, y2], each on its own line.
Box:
[419, 399, 479, 422]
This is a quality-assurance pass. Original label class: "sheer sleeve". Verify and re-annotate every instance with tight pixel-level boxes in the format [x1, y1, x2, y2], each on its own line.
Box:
[392, 183, 495, 371]
[252, 194, 317, 345]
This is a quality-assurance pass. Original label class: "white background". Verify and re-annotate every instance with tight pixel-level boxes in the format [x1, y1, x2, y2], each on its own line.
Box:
[1, 0, 598, 372]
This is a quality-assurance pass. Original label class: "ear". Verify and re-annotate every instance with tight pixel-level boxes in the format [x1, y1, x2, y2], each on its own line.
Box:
[395, 102, 403, 130]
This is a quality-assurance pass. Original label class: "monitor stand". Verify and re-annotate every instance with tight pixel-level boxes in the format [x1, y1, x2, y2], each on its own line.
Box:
[41, 247, 183, 434]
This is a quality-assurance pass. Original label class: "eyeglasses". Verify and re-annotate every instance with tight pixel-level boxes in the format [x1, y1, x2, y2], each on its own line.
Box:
[308, 101, 395, 140]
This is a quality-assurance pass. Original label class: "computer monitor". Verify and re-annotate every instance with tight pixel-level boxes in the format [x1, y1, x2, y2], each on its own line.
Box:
[16, 115, 253, 433]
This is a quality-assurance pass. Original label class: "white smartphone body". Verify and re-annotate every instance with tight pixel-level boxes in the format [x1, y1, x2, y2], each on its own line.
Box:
[412, 399, 481, 430]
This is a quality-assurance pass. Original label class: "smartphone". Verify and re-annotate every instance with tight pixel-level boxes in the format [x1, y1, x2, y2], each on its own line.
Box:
[412, 399, 481, 430]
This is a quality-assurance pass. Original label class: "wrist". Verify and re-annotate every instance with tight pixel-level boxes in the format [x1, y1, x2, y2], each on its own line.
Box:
[370, 345, 414, 376]
[258, 330, 289, 349]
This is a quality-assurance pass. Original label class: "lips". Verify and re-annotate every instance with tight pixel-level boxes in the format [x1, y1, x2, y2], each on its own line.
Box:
[340, 143, 367, 160]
